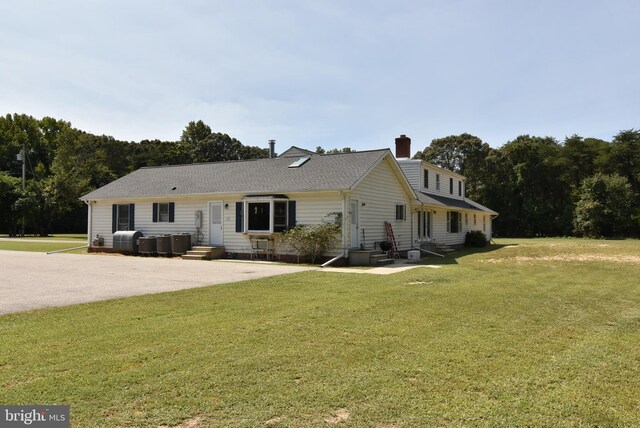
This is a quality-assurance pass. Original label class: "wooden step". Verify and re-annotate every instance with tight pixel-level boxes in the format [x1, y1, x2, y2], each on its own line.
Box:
[182, 254, 209, 260]
[182, 246, 225, 260]
[374, 257, 396, 266]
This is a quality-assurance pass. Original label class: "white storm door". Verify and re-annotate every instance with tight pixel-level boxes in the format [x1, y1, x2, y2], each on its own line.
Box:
[350, 200, 359, 248]
[209, 202, 223, 246]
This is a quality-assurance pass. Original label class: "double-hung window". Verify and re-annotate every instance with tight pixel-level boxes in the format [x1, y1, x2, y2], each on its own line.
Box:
[447, 211, 461, 233]
[423, 169, 429, 189]
[395, 204, 406, 221]
[449, 177, 454, 195]
[436, 174, 440, 191]
[112, 203, 135, 232]
[152, 202, 175, 223]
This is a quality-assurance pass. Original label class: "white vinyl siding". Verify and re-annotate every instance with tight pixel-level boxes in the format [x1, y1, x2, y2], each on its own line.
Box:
[351, 157, 412, 251]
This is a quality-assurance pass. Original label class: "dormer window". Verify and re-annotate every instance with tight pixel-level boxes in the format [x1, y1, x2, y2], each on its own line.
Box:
[458, 181, 462, 196]
[449, 177, 454, 194]
[423, 169, 429, 188]
[436, 174, 440, 191]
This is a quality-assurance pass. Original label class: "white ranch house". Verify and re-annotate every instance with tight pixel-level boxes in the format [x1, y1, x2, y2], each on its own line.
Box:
[80, 135, 497, 262]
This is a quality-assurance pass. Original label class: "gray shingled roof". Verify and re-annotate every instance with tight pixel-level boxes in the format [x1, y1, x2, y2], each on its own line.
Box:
[81, 150, 390, 200]
[416, 192, 497, 214]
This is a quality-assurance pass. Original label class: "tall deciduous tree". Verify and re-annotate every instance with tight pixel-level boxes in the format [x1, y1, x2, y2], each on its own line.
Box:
[413, 133, 491, 201]
[573, 174, 634, 237]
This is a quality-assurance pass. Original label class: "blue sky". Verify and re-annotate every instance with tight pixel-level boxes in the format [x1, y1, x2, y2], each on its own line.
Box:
[1, 1, 638, 153]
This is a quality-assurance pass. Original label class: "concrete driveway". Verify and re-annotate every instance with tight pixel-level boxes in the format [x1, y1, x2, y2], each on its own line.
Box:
[0, 250, 314, 315]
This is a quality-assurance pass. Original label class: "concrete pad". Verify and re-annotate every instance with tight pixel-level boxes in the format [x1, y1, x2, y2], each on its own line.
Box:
[0, 250, 314, 315]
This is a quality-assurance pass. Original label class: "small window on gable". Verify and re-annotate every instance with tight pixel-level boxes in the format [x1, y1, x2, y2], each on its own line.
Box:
[449, 177, 454, 194]
[395, 204, 406, 221]
[436, 174, 440, 191]
[423, 169, 429, 188]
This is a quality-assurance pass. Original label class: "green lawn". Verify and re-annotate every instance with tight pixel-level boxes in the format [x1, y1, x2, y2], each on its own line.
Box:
[1, 238, 639, 427]
[0, 233, 87, 240]
[0, 241, 88, 253]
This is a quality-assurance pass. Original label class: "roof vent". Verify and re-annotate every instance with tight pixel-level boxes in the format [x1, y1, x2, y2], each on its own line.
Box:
[288, 156, 310, 168]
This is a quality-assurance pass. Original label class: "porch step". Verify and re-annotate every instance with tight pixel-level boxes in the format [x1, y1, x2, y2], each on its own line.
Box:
[182, 254, 209, 260]
[182, 246, 225, 260]
[370, 253, 396, 266]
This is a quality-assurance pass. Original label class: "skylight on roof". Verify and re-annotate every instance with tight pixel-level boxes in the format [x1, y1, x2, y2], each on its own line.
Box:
[288, 156, 310, 168]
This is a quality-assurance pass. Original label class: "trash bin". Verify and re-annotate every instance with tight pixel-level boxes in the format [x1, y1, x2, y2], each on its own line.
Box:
[171, 233, 192, 255]
[138, 235, 157, 256]
[156, 234, 173, 256]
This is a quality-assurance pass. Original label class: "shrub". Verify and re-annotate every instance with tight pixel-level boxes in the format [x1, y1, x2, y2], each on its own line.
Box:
[280, 213, 341, 264]
[465, 230, 488, 247]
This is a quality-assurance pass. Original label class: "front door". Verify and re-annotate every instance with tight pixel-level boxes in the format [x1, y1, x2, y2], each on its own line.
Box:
[350, 199, 359, 248]
[209, 202, 223, 246]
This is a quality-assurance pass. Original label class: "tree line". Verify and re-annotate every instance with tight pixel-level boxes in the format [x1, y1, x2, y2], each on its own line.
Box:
[1, 113, 637, 238]
[414, 131, 640, 238]
[0, 115, 268, 236]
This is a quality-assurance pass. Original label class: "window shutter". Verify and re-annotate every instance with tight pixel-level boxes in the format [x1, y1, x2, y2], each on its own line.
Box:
[152, 203, 158, 223]
[169, 202, 175, 223]
[235, 202, 243, 233]
[288, 201, 296, 229]
[112, 204, 117, 233]
[128, 204, 135, 230]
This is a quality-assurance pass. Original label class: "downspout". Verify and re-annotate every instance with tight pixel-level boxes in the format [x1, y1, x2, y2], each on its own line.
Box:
[84, 200, 94, 247]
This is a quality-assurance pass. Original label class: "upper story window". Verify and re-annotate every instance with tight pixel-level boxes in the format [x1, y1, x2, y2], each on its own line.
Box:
[449, 177, 454, 194]
[423, 169, 429, 188]
[458, 181, 462, 196]
[436, 174, 440, 191]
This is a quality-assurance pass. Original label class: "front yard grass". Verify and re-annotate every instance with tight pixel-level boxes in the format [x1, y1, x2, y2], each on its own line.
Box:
[1, 238, 639, 427]
[0, 241, 88, 253]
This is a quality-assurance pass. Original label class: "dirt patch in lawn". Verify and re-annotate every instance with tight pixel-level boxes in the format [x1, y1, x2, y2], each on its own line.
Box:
[482, 254, 640, 264]
[158, 416, 202, 428]
[324, 408, 350, 424]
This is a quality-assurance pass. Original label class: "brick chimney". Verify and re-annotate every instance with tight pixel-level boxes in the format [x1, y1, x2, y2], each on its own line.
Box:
[395, 134, 411, 158]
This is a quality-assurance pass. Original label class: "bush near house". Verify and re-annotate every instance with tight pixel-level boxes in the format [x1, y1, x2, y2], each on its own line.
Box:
[280, 213, 341, 264]
[465, 230, 488, 247]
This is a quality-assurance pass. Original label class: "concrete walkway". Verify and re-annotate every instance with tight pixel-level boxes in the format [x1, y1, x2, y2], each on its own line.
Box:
[0, 250, 313, 315]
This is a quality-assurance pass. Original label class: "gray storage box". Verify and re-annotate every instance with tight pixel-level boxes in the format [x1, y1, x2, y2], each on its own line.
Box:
[113, 230, 143, 253]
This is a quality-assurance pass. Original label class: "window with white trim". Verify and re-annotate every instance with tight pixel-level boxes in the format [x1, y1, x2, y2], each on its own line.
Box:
[449, 177, 454, 194]
[395, 204, 406, 221]
[157, 203, 170, 222]
[423, 169, 429, 188]
[117, 204, 130, 231]
[447, 211, 462, 233]
[243, 198, 291, 234]
[436, 174, 440, 191]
